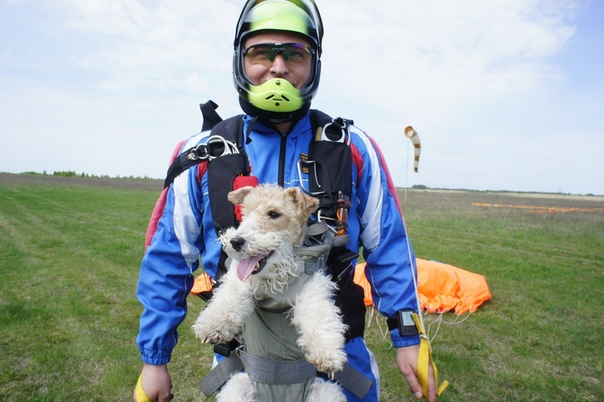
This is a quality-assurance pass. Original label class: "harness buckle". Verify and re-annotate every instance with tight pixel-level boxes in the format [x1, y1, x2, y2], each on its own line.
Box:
[205, 135, 240, 161]
[188, 144, 208, 161]
[320, 118, 353, 145]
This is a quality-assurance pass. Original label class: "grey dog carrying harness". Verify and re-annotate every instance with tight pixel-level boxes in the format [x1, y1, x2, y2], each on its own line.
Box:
[199, 348, 373, 399]
[198, 241, 373, 400]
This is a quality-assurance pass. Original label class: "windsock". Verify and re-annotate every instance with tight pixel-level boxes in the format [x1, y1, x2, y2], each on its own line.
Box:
[404, 126, 421, 172]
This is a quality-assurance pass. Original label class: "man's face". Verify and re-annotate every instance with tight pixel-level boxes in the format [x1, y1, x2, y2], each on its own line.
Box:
[243, 31, 313, 89]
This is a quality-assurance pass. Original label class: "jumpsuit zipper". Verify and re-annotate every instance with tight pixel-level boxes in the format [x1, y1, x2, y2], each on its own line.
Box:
[278, 133, 287, 187]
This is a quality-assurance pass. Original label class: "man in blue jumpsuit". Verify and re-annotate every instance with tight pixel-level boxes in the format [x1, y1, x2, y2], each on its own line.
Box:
[134, 1, 438, 401]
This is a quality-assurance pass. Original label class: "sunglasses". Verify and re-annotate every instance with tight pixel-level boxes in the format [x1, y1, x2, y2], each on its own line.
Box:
[243, 43, 314, 66]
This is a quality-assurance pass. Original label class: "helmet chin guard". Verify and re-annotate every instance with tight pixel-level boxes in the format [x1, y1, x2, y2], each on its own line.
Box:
[233, 0, 323, 122]
[246, 78, 304, 113]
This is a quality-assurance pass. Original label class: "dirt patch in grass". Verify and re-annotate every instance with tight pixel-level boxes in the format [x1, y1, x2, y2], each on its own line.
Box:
[401, 189, 604, 211]
[471, 202, 604, 214]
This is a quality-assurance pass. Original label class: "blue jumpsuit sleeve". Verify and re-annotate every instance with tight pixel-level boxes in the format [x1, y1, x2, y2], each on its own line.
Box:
[352, 133, 421, 348]
[136, 142, 206, 365]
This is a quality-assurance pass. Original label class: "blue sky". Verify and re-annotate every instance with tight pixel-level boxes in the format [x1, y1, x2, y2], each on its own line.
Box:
[1, 0, 603, 195]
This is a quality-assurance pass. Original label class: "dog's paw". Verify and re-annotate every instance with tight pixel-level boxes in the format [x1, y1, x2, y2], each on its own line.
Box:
[192, 320, 236, 345]
[199, 332, 230, 345]
[306, 348, 347, 374]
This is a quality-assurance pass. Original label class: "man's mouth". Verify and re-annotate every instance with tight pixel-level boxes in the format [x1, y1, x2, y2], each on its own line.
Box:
[236, 251, 275, 281]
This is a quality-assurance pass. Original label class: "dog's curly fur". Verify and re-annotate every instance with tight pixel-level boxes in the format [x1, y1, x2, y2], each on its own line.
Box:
[192, 184, 347, 402]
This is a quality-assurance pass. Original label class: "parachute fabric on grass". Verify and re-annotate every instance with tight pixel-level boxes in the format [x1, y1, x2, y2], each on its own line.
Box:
[416, 258, 492, 314]
[354, 259, 491, 314]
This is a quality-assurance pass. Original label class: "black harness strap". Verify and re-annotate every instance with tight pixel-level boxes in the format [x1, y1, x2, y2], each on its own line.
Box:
[163, 146, 206, 189]
[200, 100, 223, 132]
[305, 111, 354, 219]
[206, 116, 248, 235]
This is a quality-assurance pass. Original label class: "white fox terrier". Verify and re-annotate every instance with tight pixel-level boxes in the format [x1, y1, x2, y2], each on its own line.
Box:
[193, 184, 347, 402]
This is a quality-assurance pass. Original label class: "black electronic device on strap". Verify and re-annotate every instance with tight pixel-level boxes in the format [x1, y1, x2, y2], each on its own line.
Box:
[387, 309, 419, 336]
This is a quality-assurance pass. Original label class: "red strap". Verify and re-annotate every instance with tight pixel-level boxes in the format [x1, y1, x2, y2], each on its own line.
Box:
[232, 175, 258, 221]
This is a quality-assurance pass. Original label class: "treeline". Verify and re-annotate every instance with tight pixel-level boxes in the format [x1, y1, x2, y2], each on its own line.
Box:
[18, 171, 157, 180]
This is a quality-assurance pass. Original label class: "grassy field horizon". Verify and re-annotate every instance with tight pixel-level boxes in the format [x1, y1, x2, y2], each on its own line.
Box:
[1, 173, 602, 401]
[3, 171, 604, 197]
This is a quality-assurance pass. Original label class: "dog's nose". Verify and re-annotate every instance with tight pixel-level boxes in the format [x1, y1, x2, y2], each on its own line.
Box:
[230, 236, 245, 252]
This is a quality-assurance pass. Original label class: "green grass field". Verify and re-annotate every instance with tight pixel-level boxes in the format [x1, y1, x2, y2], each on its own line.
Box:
[1, 174, 602, 401]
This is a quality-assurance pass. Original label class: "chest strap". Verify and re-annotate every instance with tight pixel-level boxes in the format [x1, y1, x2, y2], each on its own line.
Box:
[239, 349, 316, 385]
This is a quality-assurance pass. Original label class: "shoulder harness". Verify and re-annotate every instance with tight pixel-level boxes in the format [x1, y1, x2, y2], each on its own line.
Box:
[165, 99, 365, 319]
[164, 101, 355, 234]
[164, 101, 359, 277]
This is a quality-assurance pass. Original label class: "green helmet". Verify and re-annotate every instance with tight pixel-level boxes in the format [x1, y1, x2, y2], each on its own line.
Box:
[233, 0, 324, 123]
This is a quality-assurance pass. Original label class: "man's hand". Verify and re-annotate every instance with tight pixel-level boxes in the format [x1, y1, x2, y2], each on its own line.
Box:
[396, 345, 437, 402]
[133, 364, 174, 402]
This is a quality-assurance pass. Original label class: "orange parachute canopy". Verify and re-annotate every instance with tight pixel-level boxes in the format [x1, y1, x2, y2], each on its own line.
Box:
[354, 258, 491, 315]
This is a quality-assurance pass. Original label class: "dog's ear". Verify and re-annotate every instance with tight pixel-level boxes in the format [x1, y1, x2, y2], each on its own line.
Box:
[228, 186, 254, 205]
[285, 187, 319, 216]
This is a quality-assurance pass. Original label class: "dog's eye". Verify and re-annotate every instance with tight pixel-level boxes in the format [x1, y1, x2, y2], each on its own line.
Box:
[268, 210, 281, 219]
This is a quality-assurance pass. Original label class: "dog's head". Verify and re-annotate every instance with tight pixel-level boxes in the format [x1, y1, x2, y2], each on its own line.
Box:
[221, 184, 319, 281]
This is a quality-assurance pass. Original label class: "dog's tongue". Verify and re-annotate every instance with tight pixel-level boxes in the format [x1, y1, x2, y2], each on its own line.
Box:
[237, 254, 266, 281]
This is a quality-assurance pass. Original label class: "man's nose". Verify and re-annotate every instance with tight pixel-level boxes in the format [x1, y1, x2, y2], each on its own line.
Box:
[269, 54, 289, 75]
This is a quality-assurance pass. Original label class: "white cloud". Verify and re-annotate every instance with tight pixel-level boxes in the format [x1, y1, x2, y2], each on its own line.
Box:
[320, 0, 577, 114]
[24, 0, 239, 94]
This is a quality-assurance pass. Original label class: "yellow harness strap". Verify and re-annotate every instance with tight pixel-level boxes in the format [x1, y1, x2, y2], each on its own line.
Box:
[135, 374, 152, 402]
[412, 313, 449, 398]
